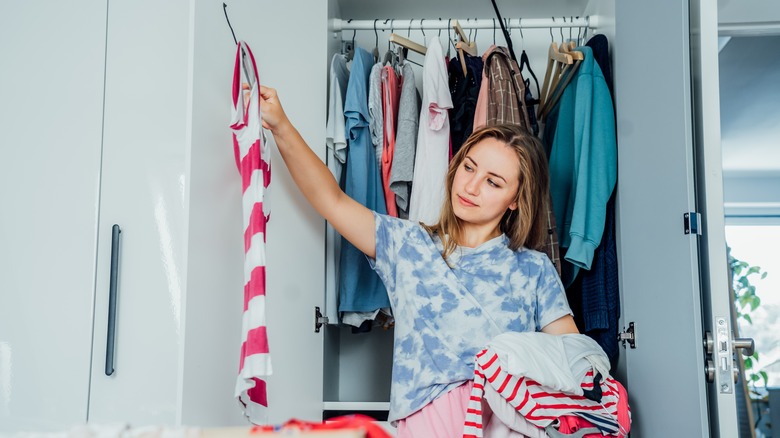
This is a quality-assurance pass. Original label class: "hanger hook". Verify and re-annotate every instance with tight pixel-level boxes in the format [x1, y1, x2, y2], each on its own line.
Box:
[492, 18, 496, 45]
[408, 19, 413, 37]
[504, 18, 511, 36]
[560, 17, 565, 42]
[438, 18, 442, 37]
[473, 18, 478, 41]
[373, 19, 379, 50]
[386, 19, 393, 50]
[447, 18, 454, 56]
[222, 3, 238, 46]
[550, 17, 555, 42]
[347, 19, 356, 48]
[584, 15, 590, 42]
[420, 18, 426, 37]
[569, 16, 574, 41]
[519, 17, 525, 51]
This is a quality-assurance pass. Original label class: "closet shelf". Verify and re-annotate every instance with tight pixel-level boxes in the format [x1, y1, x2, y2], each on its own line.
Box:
[323, 401, 390, 411]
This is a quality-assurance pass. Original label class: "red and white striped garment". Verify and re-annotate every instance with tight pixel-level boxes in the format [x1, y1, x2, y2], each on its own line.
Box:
[463, 348, 624, 438]
[230, 41, 272, 423]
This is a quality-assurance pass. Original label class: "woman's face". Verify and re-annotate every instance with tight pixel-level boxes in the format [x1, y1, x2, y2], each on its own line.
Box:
[450, 137, 520, 228]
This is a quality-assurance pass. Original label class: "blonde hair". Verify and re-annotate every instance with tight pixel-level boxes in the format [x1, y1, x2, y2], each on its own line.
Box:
[422, 124, 550, 260]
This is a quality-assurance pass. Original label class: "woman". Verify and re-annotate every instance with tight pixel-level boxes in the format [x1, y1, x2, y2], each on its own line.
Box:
[257, 85, 578, 436]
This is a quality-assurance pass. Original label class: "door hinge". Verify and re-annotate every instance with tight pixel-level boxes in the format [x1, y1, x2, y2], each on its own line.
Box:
[315, 306, 329, 333]
[684, 212, 702, 235]
[618, 322, 636, 349]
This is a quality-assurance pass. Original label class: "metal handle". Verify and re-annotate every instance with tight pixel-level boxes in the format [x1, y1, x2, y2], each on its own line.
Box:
[105, 224, 121, 376]
[732, 337, 755, 357]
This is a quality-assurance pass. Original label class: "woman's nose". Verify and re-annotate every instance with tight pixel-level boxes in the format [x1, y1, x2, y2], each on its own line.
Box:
[464, 176, 479, 195]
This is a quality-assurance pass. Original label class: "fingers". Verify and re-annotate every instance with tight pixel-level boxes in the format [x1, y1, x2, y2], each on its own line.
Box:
[259, 85, 277, 101]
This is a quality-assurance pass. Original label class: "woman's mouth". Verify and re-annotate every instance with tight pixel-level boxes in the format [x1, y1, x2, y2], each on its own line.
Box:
[457, 195, 477, 207]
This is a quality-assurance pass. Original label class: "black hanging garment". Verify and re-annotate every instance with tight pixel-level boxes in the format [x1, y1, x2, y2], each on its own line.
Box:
[448, 54, 484, 156]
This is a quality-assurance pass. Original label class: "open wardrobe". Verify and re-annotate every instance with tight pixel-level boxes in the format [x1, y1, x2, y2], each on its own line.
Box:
[1, 0, 769, 437]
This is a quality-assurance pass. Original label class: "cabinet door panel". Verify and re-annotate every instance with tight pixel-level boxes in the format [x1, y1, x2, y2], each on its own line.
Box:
[0, 0, 108, 432]
[87, 0, 189, 425]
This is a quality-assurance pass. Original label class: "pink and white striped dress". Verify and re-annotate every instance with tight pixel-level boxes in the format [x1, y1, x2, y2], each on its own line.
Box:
[229, 41, 271, 423]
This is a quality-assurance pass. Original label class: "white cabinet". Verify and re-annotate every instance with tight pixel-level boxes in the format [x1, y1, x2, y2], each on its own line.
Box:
[0, 0, 252, 431]
[0, 0, 107, 431]
[86, 0, 191, 424]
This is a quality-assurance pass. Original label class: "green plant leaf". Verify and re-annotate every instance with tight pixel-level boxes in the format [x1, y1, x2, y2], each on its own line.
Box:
[745, 357, 754, 369]
[743, 314, 753, 324]
[748, 266, 761, 275]
[761, 272, 767, 279]
[751, 373, 760, 382]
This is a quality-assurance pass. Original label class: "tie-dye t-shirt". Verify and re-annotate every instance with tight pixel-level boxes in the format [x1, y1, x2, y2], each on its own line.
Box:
[368, 212, 572, 423]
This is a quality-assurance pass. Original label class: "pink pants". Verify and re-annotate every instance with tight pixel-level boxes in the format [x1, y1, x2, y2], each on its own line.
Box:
[396, 381, 547, 438]
[396, 382, 474, 438]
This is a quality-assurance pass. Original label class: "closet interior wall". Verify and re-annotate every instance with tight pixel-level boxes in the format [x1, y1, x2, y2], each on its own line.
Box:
[323, 0, 617, 415]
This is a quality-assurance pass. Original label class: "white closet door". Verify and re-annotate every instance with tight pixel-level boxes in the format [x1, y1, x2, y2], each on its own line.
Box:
[0, 0, 108, 432]
[87, 0, 190, 425]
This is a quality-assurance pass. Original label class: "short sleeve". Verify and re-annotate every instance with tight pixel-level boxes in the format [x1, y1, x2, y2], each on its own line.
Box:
[367, 212, 415, 292]
[534, 256, 573, 331]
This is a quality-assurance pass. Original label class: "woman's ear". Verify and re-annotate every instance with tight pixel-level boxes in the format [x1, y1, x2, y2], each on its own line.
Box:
[509, 201, 518, 211]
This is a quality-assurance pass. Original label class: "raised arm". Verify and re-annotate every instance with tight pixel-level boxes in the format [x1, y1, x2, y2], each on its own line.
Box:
[258, 86, 377, 258]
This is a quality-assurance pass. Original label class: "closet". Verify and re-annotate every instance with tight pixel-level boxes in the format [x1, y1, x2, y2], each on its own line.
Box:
[0, 0, 736, 436]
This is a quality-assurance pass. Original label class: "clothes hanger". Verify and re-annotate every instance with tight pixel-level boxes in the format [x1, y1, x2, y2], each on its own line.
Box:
[538, 18, 574, 109]
[540, 21, 584, 119]
[389, 33, 427, 56]
[538, 41, 572, 113]
[372, 19, 380, 61]
[345, 19, 356, 62]
[222, 3, 253, 88]
[516, 19, 541, 104]
[540, 57, 581, 119]
[452, 19, 478, 57]
[382, 19, 398, 65]
[451, 19, 475, 77]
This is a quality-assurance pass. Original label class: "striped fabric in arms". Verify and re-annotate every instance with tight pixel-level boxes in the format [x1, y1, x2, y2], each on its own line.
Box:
[230, 41, 272, 424]
[463, 348, 623, 438]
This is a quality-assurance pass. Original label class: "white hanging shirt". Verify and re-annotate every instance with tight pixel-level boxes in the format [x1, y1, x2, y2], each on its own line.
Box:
[408, 38, 453, 225]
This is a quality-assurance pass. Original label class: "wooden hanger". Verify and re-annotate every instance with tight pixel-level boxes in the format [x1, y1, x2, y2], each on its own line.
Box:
[389, 33, 427, 56]
[560, 41, 584, 61]
[540, 42, 584, 119]
[451, 19, 477, 77]
[451, 20, 478, 56]
[538, 42, 573, 114]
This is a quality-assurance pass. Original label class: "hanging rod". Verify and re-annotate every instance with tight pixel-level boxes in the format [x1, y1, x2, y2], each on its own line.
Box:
[331, 16, 596, 32]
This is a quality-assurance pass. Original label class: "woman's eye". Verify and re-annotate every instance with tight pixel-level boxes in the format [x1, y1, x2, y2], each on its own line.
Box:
[464, 164, 473, 172]
[487, 179, 499, 188]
